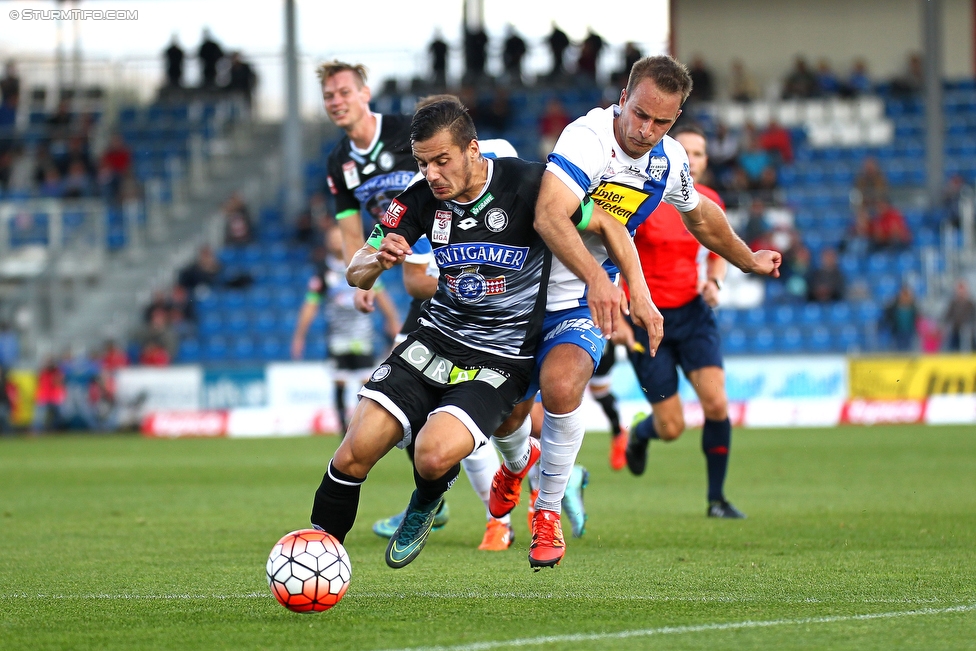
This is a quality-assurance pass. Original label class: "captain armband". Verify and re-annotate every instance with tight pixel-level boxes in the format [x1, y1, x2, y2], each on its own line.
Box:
[570, 196, 595, 231]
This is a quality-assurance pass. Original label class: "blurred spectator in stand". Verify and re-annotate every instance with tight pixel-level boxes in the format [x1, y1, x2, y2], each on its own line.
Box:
[854, 156, 888, 206]
[478, 88, 512, 133]
[226, 52, 258, 110]
[806, 247, 846, 303]
[611, 42, 643, 88]
[62, 159, 93, 198]
[6, 143, 33, 194]
[709, 122, 739, 180]
[59, 136, 93, 177]
[164, 35, 185, 88]
[502, 25, 528, 86]
[538, 96, 572, 161]
[576, 28, 605, 84]
[98, 133, 132, 202]
[428, 30, 448, 88]
[223, 192, 254, 246]
[135, 307, 178, 363]
[722, 166, 751, 209]
[943, 279, 976, 351]
[729, 59, 759, 102]
[782, 56, 818, 99]
[294, 192, 333, 245]
[168, 284, 195, 336]
[781, 243, 811, 302]
[941, 173, 967, 229]
[881, 284, 919, 351]
[815, 59, 841, 96]
[39, 165, 63, 198]
[546, 23, 571, 81]
[0, 364, 15, 435]
[87, 364, 119, 431]
[757, 119, 793, 165]
[178, 244, 223, 297]
[32, 358, 66, 433]
[847, 58, 872, 96]
[741, 197, 771, 246]
[753, 166, 781, 205]
[47, 98, 73, 133]
[462, 26, 489, 85]
[101, 339, 129, 374]
[1, 60, 21, 109]
[688, 56, 715, 102]
[840, 208, 874, 258]
[143, 288, 170, 324]
[868, 200, 912, 251]
[737, 128, 772, 186]
[891, 52, 924, 97]
[198, 28, 224, 89]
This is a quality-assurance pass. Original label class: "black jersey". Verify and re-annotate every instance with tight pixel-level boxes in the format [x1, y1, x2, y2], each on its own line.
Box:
[367, 157, 551, 360]
[326, 113, 416, 224]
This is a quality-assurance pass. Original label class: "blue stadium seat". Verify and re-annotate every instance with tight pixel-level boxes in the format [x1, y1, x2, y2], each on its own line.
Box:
[765, 280, 787, 304]
[778, 326, 804, 353]
[807, 326, 833, 352]
[252, 311, 278, 334]
[231, 336, 257, 362]
[799, 303, 824, 326]
[249, 288, 272, 309]
[723, 328, 747, 355]
[772, 305, 797, 327]
[226, 309, 250, 330]
[274, 288, 303, 310]
[176, 339, 201, 363]
[716, 309, 738, 330]
[259, 336, 287, 361]
[202, 336, 229, 363]
[837, 324, 862, 351]
[199, 312, 223, 336]
[742, 307, 766, 328]
[827, 302, 852, 325]
[223, 291, 246, 309]
[752, 327, 776, 354]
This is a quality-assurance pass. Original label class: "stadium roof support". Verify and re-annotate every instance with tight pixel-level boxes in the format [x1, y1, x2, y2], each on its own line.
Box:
[282, 0, 304, 222]
[924, 0, 945, 208]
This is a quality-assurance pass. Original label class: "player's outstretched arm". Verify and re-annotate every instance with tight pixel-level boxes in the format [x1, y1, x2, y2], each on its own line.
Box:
[680, 195, 782, 277]
[585, 204, 663, 355]
[534, 172, 623, 336]
[346, 233, 412, 290]
[290, 300, 318, 360]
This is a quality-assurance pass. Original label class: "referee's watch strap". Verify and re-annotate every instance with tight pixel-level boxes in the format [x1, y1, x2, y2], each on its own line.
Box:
[709, 277, 724, 291]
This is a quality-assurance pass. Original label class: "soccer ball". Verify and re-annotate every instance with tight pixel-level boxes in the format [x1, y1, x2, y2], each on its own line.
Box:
[266, 528, 351, 612]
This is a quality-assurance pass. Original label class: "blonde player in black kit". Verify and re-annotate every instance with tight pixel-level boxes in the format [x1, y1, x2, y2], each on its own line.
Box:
[309, 95, 653, 569]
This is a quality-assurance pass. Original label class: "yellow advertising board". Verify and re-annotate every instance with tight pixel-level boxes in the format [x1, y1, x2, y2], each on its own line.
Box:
[849, 355, 976, 399]
[7, 369, 37, 426]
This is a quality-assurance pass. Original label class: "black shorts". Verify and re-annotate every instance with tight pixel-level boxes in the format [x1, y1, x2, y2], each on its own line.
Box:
[628, 295, 723, 403]
[360, 327, 533, 450]
[330, 352, 375, 371]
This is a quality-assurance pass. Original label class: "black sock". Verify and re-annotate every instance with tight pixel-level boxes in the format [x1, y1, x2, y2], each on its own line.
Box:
[634, 413, 660, 442]
[702, 418, 731, 503]
[334, 383, 347, 434]
[594, 392, 622, 437]
[309, 460, 365, 544]
[413, 462, 460, 509]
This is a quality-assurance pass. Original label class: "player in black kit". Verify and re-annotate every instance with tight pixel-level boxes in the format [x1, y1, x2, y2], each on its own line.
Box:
[309, 95, 646, 569]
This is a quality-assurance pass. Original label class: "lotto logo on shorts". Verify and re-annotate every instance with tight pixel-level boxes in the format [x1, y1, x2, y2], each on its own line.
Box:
[382, 199, 407, 228]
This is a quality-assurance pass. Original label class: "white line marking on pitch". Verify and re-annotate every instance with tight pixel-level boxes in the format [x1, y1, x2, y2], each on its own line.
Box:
[371, 604, 976, 651]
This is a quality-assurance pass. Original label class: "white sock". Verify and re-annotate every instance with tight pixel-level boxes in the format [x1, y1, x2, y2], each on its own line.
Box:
[527, 459, 540, 492]
[536, 405, 585, 514]
[491, 415, 532, 473]
[461, 443, 510, 524]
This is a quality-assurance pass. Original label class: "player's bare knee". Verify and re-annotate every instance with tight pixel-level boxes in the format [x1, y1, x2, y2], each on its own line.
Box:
[700, 397, 728, 421]
[656, 418, 684, 441]
[413, 451, 451, 480]
[540, 379, 584, 414]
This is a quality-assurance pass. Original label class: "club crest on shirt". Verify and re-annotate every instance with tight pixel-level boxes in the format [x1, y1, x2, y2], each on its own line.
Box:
[432, 210, 452, 244]
[378, 151, 395, 171]
[647, 156, 668, 182]
[370, 364, 392, 382]
[484, 208, 509, 232]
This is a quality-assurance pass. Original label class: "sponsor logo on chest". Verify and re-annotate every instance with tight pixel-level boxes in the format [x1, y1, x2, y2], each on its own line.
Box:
[382, 199, 407, 228]
[469, 192, 495, 216]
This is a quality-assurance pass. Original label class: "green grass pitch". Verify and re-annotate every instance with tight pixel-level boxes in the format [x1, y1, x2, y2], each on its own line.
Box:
[1, 425, 974, 650]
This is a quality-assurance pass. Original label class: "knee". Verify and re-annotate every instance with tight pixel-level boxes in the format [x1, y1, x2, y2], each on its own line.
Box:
[413, 450, 453, 481]
[655, 416, 685, 441]
[700, 395, 728, 421]
[540, 376, 584, 414]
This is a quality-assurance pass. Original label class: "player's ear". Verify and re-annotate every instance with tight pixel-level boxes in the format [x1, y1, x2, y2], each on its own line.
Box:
[361, 83, 372, 103]
[468, 139, 481, 159]
[619, 88, 627, 105]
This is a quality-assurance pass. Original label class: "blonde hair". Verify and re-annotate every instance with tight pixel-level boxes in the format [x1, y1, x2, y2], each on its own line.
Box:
[315, 60, 368, 87]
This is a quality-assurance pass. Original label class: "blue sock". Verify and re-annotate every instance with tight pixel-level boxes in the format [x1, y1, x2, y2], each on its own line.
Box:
[702, 418, 731, 503]
[634, 414, 660, 442]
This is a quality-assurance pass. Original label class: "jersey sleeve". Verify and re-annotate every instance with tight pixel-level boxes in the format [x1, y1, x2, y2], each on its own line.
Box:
[661, 137, 701, 213]
[544, 118, 609, 201]
[404, 234, 433, 265]
[365, 188, 429, 250]
[326, 150, 360, 220]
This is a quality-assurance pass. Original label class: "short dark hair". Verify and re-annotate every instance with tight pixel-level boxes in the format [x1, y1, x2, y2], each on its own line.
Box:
[410, 94, 478, 150]
[316, 60, 367, 87]
[671, 124, 707, 140]
[626, 55, 694, 103]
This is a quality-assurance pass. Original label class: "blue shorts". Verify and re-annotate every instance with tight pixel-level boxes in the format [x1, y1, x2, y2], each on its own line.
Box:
[523, 306, 606, 400]
[628, 295, 723, 404]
